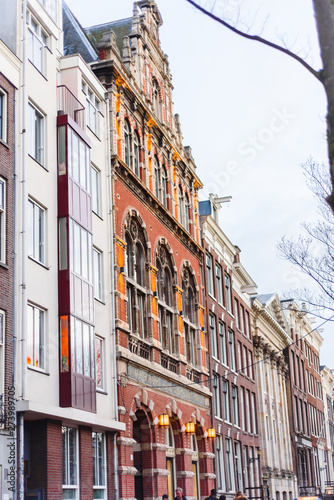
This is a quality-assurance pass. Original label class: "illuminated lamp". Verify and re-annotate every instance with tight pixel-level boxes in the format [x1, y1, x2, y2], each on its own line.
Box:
[159, 414, 170, 427]
[185, 422, 195, 434]
[207, 428, 216, 439]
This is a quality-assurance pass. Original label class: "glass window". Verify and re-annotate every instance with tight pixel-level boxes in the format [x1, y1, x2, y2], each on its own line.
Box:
[210, 313, 218, 359]
[154, 157, 159, 199]
[28, 103, 44, 165]
[93, 432, 106, 498]
[0, 178, 5, 263]
[213, 373, 221, 418]
[234, 299, 240, 329]
[62, 426, 78, 499]
[179, 186, 185, 226]
[216, 264, 223, 304]
[28, 199, 45, 264]
[185, 194, 190, 232]
[70, 220, 92, 282]
[216, 435, 225, 491]
[240, 387, 245, 431]
[232, 385, 239, 426]
[134, 132, 140, 176]
[124, 121, 130, 165]
[219, 321, 226, 365]
[162, 166, 167, 207]
[71, 316, 95, 379]
[206, 254, 214, 296]
[228, 330, 236, 371]
[27, 303, 45, 370]
[93, 247, 103, 301]
[225, 273, 232, 312]
[225, 438, 235, 491]
[240, 305, 245, 333]
[86, 87, 100, 136]
[223, 379, 230, 422]
[0, 89, 7, 142]
[234, 441, 243, 492]
[95, 336, 105, 390]
[245, 310, 251, 338]
[27, 13, 48, 74]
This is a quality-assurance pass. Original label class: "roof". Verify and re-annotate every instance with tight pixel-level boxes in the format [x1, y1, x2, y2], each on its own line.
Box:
[63, 2, 98, 63]
[254, 293, 275, 305]
[85, 18, 132, 54]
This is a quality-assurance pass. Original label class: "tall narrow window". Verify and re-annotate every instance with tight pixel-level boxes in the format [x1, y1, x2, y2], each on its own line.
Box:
[93, 432, 106, 499]
[219, 321, 227, 365]
[225, 438, 235, 491]
[179, 186, 185, 226]
[185, 193, 190, 232]
[206, 254, 214, 296]
[124, 121, 130, 166]
[228, 329, 236, 371]
[213, 373, 221, 418]
[86, 87, 100, 136]
[162, 166, 167, 207]
[234, 299, 240, 329]
[0, 178, 5, 263]
[223, 379, 230, 422]
[225, 273, 232, 312]
[27, 13, 48, 74]
[27, 303, 45, 370]
[93, 247, 103, 301]
[232, 385, 239, 426]
[134, 131, 140, 176]
[0, 89, 7, 142]
[182, 268, 198, 372]
[234, 441, 243, 491]
[216, 435, 226, 491]
[152, 79, 160, 118]
[154, 157, 159, 199]
[216, 264, 223, 304]
[28, 199, 45, 264]
[28, 103, 44, 165]
[210, 314, 218, 359]
[157, 244, 175, 357]
[62, 426, 78, 499]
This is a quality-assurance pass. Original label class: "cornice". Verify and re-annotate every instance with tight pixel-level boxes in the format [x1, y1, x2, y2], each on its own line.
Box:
[252, 298, 292, 346]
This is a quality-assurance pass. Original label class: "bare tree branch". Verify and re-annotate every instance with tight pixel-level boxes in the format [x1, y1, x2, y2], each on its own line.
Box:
[185, 0, 323, 81]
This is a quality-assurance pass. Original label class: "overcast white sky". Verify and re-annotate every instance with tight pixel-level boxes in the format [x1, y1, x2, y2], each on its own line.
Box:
[64, 0, 333, 366]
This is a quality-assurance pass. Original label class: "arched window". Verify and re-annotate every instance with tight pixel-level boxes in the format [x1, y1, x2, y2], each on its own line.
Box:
[134, 131, 140, 177]
[179, 186, 185, 226]
[154, 157, 159, 199]
[124, 120, 130, 166]
[162, 165, 167, 207]
[125, 216, 148, 339]
[182, 268, 198, 370]
[152, 79, 160, 119]
[156, 243, 175, 357]
[185, 193, 190, 232]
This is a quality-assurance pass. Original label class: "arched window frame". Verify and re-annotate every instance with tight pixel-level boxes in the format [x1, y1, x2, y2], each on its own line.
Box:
[124, 120, 130, 166]
[182, 268, 198, 368]
[154, 156, 160, 199]
[156, 244, 176, 356]
[162, 165, 168, 207]
[152, 79, 160, 120]
[185, 193, 190, 232]
[179, 185, 185, 226]
[125, 217, 148, 339]
[133, 130, 140, 177]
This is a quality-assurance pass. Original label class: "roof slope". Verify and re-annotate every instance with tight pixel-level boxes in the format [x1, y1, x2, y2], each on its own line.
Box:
[63, 1, 98, 63]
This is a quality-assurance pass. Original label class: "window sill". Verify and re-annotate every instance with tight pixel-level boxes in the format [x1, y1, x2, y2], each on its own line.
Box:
[28, 153, 48, 171]
[0, 138, 9, 149]
[27, 365, 49, 375]
[28, 59, 48, 81]
[92, 210, 104, 220]
[94, 297, 105, 305]
[96, 388, 108, 395]
[87, 125, 101, 141]
[0, 261, 9, 270]
[28, 256, 50, 270]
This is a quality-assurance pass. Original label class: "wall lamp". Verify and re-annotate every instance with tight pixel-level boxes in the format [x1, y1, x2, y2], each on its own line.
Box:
[185, 422, 195, 434]
[159, 414, 170, 427]
[249, 448, 261, 464]
[207, 428, 216, 439]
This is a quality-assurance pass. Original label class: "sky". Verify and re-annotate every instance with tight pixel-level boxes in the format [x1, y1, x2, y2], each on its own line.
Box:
[64, 0, 333, 366]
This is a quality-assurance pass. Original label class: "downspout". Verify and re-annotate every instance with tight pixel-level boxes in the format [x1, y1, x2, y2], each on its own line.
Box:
[106, 92, 119, 500]
[19, 1, 28, 499]
[13, 86, 18, 500]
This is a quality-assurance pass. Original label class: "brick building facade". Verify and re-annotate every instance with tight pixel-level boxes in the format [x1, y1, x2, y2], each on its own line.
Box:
[199, 196, 261, 497]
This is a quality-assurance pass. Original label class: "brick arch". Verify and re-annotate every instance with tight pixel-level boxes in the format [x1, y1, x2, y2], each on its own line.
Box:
[120, 207, 152, 258]
[153, 237, 177, 274]
[180, 260, 199, 293]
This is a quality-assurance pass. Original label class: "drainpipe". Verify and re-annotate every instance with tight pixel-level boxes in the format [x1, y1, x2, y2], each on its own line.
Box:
[106, 92, 119, 500]
[12, 86, 18, 500]
[19, 1, 28, 499]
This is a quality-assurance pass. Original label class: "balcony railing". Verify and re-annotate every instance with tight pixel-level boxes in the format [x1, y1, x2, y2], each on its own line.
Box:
[161, 353, 178, 373]
[186, 367, 200, 384]
[57, 85, 85, 129]
[129, 336, 150, 360]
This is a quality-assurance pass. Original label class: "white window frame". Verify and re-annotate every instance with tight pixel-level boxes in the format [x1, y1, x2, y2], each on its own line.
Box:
[0, 89, 7, 143]
[223, 378, 230, 423]
[38, 0, 58, 22]
[209, 313, 218, 360]
[62, 426, 79, 500]
[28, 102, 45, 165]
[82, 81, 101, 137]
[225, 437, 236, 491]
[93, 247, 103, 301]
[215, 263, 223, 304]
[228, 329, 236, 371]
[0, 178, 6, 263]
[206, 253, 214, 296]
[225, 273, 232, 312]
[213, 372, 221, 419]
[27, 303, 45, 370]
[93, 431, 107, 499]
[95, 335, 105, 391]
[28, 198, 45, 264]
[27, 12, 49, 74]
[91, 164, 101, 216]
[216, 434, 226, 491]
